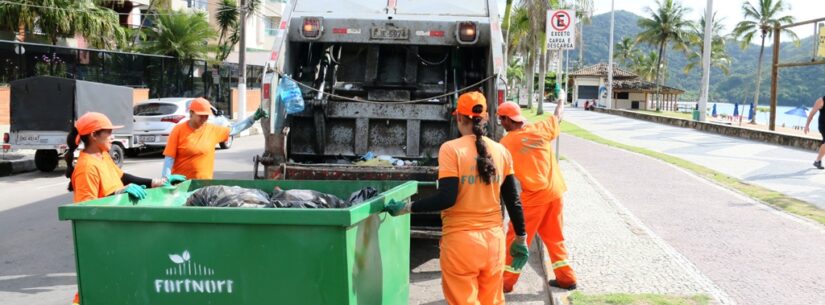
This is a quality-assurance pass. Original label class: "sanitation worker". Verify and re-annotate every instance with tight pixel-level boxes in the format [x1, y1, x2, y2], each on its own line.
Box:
[162, 97, 267, 179]
[385, 92, 529, 305]
[497, 99, 578, 291]
[65, 112, 186, 305]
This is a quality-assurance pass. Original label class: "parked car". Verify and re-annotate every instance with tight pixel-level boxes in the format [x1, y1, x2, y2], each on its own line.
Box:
[132, 98, 234, 155]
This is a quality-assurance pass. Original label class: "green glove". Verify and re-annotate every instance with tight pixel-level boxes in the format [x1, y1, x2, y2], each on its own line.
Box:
[122, 184, 147, 200]
[507, 235, 529, 272]
[254, 108, 269, 120]
[384, 199, 411, 216]
[166, 174, 187, 186]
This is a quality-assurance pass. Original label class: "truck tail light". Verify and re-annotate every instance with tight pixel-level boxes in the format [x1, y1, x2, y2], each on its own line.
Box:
[302, 17, 322, 39]
[161, 115, 186, 123]
[2, 133, 8, 144]
[457, 22, 477, 43]
[497, 89, 505, 105]
[263, 83, 271, 101]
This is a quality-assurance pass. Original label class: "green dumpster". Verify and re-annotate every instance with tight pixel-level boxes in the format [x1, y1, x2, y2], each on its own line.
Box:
[58, 180, 416, 305]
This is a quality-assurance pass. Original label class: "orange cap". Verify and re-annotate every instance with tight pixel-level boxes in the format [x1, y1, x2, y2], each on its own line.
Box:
[189, 97, 213, 115]
[454, 92, 488, 118]
[75, 112, 123, 145]
[497, 101, 526, 123]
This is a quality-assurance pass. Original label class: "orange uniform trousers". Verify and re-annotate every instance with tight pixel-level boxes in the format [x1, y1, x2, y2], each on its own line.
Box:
[503, 195, 576, 290]
[440, 227, 506, 305]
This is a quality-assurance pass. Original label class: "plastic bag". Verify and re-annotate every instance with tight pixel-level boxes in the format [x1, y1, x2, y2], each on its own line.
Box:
[270, 189, 347, 208]
[278, 77, 305, 114]
[347, 187, 378, 204]
[186, 186, 272, 208]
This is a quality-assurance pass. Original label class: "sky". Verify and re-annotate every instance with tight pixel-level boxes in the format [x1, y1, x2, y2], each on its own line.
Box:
[590, 0, 825, 42]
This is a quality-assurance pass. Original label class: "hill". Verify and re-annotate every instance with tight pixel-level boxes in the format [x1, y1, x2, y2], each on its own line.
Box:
[571, 10, 825, 106]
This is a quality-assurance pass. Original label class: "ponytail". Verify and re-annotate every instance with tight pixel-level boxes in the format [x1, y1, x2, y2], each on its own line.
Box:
[65, 127, 88, 191]
[470, 106, 496, 185]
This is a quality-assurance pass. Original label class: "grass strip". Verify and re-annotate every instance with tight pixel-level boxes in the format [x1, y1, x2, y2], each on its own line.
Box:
[569, 291, 710, 305]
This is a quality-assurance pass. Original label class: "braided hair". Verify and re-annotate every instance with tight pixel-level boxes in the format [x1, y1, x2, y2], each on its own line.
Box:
[469, 105, 496, 184]
[65, 127, 90, 191]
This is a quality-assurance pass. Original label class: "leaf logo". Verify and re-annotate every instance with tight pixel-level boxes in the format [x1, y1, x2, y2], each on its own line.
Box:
[169, 250, 191, 264]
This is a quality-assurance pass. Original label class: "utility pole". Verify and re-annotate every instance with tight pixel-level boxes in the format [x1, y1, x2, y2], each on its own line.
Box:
[606, 0, 614, 109]
[698, 0, 713, 122]
[238, 0, 248, 120]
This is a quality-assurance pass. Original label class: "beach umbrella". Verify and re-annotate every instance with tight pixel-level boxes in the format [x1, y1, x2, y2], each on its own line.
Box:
[733, 103, 739, 117]
[711, 104, 717, 117]
[747, 103, 755, 121]
[784, 106, 808, 118]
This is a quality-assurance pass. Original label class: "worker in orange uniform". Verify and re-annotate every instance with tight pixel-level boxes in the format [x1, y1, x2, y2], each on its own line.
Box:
[385, 92, 529, 305]
[497, 98, 577, 291]
[66, 112, 186, 305]
[162, 97, 267, 179]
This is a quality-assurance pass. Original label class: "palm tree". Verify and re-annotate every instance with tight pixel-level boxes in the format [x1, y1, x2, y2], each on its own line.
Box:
[529, 0, 558, 115]
[684, 12, 731, 76]
[636, 0, 693, 110]
[0, 0, 124, 48]
[614, 37, 638, 67]
[141, 11, 217, 59]
[733, 0, 797, 123]
[574, 0, 594, 68]
[130, 0, 172, 48]
[631, 51, 659, 82]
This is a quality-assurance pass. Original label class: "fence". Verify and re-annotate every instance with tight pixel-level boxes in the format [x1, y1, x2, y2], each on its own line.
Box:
[0, 40, 263, 117]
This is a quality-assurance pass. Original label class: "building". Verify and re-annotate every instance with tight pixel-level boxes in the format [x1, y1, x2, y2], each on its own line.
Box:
[569, 63, 685, 111]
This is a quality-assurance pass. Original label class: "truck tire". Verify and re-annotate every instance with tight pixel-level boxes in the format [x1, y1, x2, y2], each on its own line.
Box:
[220, 136, 234, 150]
[34, 149, 59, 172]
[110, 144, 125, 168]
[125, 148, 140, 158]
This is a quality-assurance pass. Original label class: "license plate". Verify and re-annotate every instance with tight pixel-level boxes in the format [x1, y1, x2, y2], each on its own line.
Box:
[138, 136, 157, 143]
[371, 26, 409, 40]
[19, 134, 40, 144]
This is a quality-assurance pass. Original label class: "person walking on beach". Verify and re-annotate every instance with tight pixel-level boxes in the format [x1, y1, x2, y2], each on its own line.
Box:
[803, 96, 825, 169]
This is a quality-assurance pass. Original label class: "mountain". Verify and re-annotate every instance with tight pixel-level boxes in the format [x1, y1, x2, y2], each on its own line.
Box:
[571, 10, 825, 107]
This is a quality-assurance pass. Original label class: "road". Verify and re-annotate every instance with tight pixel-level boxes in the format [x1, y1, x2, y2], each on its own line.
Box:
[559, 108, 825, 305]
[0, 135, 264, 305]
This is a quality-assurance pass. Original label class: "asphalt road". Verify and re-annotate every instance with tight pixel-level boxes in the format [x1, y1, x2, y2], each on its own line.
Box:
[0, 135, 265, 305]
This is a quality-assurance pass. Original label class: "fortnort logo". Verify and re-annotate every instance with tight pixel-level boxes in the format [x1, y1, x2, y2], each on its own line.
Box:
[153, 250, 235, 294]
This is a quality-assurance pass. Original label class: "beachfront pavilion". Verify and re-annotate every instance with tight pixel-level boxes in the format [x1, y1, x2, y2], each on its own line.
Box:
[570, 63, 685, 111]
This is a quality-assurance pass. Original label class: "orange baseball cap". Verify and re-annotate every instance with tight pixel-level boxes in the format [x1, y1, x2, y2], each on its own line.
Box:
[498, 101, 527, 123]
[454, 92, 488, 118]
[75, 112, 123, 144]
[189, 97, 213, 115]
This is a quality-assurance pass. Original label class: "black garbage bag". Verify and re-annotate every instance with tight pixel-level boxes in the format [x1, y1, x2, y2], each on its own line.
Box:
[347, 187, 378, 204]
[186, 185, 272, 208]
[270, 189, 348, 208]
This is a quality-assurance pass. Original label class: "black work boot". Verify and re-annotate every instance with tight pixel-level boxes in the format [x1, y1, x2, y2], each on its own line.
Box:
[815, 161, 824, 170]
[548, 280, 577, 290]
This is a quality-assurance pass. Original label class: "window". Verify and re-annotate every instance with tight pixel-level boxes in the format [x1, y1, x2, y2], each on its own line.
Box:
[188, 0, 208, 10]
[265, 17, 280, 36]
[616, 92, 629, 100]
[577, 86, 598, 99]
[134, 103, 179, 116]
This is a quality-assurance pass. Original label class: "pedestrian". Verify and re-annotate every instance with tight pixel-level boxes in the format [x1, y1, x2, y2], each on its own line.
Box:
[497, 99, 578, 291]
[65, 112, 185, 305]
[385, 92, 529, 305]
[803, 96, 825, 170]
[162, 97, 268, 179]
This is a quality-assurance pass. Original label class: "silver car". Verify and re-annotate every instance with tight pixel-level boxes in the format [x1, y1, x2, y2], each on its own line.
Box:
[132, 98, 234, 152]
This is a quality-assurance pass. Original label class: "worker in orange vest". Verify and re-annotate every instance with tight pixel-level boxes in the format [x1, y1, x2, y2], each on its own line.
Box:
[385, 92, 529, 305]
[497, 99, 578, 291]
[66, 112, 185, 304]
[162, 97, 267, 179]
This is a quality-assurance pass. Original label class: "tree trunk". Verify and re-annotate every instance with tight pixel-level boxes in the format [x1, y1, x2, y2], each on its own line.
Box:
[502, 0, 514, 57]
[751, 34, 767, 124]
[653, 40, 666, 111]
[526, 49, 536, 109]
[578, 21, 584, 68]
[131, 0, 157, 48]
[537, 50, 548, 115]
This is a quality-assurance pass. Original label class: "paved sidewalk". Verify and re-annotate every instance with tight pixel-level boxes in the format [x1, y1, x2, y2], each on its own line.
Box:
[559, 131, 825, 305]
[561, 108, 825, 208]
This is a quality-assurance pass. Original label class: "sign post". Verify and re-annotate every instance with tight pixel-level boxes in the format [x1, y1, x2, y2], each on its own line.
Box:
[546, 10, 576, 50]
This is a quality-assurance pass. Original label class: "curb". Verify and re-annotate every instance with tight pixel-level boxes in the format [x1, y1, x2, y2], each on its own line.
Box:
[0, 157, 35, 177]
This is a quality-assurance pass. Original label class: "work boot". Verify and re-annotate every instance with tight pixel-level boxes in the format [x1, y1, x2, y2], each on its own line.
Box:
[815, 161, 824, 170]
[548, 279, 577, 290]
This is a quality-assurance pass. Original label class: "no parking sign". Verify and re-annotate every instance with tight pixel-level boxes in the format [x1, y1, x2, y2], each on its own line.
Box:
[546, 10, 576, 50]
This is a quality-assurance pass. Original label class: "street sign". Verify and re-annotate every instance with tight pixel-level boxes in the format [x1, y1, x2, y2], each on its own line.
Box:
[546, 10, 576, 50]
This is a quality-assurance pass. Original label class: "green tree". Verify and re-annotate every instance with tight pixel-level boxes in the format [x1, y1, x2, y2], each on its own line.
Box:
[636, 0, 693, 110]
[529, 0, 559, 115]
[614, 37, 638, 67]
[140, 10, 216, 59]
[0, 0, 125, 49]
[574, 0, 594, 68]
[631, 51, 659, 82]
[684, 12, 731, 75]
[732, 0, 797, 123]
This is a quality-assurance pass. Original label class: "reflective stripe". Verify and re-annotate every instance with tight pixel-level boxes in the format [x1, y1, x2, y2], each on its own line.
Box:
[504, 265, 522, 274]
[552, 260, 569, 269]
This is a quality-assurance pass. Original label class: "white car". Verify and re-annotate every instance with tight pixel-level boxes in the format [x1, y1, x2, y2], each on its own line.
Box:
[132, 98, 234, 152]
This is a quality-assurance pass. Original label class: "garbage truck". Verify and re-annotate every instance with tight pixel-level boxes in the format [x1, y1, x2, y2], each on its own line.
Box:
[254, 0, 507, 232]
